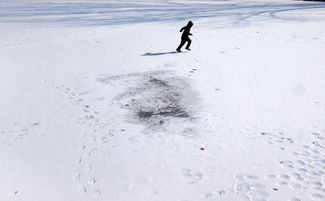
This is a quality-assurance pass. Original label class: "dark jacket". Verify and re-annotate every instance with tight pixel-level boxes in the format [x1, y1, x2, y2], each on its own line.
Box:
[180, 21, 193, 38]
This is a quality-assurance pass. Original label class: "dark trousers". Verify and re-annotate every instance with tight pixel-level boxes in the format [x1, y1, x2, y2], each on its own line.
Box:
[177, 37, 191, 51]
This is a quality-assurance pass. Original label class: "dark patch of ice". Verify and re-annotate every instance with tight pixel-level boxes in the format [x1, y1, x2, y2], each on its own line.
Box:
[106, 70, 199, 134]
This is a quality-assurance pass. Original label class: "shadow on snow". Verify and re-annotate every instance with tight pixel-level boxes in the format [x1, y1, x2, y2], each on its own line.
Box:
[142, 51, 185, 56]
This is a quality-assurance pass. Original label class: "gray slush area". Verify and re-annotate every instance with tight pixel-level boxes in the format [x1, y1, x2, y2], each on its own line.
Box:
[99, 71, 201, 137]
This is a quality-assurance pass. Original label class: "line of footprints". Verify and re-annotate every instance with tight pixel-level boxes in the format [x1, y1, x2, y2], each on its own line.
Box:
[57, 84, 104, 198]
[233, 130, 325, 201]
[184, 130, 324, 201]
[0, 122, 41, 147]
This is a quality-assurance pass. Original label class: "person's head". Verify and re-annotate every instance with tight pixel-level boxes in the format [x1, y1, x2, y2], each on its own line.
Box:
[187, 20, 193, 28]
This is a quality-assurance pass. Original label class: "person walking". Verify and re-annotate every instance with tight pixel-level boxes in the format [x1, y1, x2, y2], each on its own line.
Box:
[176, 21, 193, 52]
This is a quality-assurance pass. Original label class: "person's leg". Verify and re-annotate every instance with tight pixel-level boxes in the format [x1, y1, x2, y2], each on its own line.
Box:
[177, 38, 186, 51]
[185, 38, 192, 49]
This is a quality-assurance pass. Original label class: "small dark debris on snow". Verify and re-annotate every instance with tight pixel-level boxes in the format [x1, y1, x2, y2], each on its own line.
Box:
[138, 111, 155, 119]
[33, 122, 41, 126]
[137, 106, 189, 119]
[149, 77, 168, 87]
[200, 147, 205, 150]
[217, 190, 226, 195]
[85, 115, 94, 119]
[273, 188, 278, 191]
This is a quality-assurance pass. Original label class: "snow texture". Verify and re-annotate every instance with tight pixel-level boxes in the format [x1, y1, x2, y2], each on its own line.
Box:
[0, 0, 325, 201]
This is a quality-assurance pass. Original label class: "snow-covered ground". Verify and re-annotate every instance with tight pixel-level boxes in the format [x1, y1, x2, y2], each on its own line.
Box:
[1, 0, 325, 201]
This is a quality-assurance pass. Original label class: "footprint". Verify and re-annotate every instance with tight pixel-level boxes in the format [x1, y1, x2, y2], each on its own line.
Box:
[239, 195, 251, 201]
[290, 182, 302, 189]
[234, 173, 269, 200]
[182, 169, 203, 184]
[216, 190, 226, 195]
[290, 198, 301, 201]
[81, 186, 87, 193]
[297, 168, 307, 173]
[247, 190, 270, 198]
[279, 181, 288, 186]
[314, 187, 325, 193]
[311, 181, 323, 187]
[234, 183, 251, 193]
[292, 173, 304, 181]
[280, 174, 290, 180]
[266, 174, 277, 179]
[252, 183, 266, 189]
[311, 193, 323, 199]
[90, 178, 96, 185]
[245, 175, 259, 180]
[94, 190, 101, 198]
[234, 173, 245, 182]
[202, 192, 214, 199]
[296, 160, 307, 166]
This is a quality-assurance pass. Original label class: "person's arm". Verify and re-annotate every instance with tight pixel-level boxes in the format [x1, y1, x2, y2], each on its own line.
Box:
[180, 26, 185, 32]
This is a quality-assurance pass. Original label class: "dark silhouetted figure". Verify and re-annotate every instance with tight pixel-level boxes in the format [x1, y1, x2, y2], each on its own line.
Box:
[176, 21, 193, 52]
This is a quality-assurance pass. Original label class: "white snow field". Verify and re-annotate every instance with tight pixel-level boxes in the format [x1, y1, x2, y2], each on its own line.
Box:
[1, 0, 325, 200]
